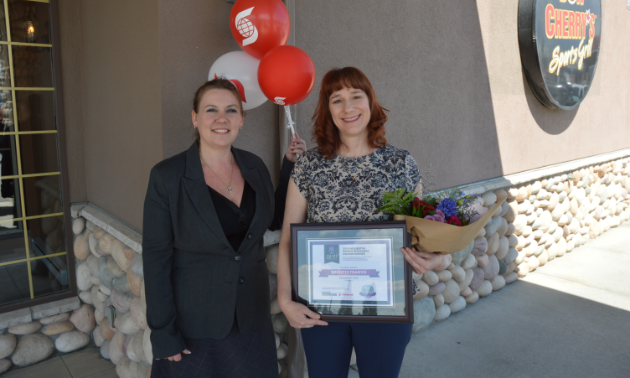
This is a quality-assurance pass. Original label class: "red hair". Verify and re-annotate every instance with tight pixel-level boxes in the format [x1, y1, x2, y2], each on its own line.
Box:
[311, 67, 388, 159]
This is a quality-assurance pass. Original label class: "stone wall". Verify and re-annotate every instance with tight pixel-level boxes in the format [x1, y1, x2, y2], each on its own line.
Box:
[70, 211, 152, 378]
[68, 204, 289, 378]
[409, 156, 630, 333]
[1, 155, 628, 377]
[0, 297, 90, 374]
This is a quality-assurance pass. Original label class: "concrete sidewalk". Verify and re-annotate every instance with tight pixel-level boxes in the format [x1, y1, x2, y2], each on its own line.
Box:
[351, 222, 630, 378]
[2, 346, 116, 378]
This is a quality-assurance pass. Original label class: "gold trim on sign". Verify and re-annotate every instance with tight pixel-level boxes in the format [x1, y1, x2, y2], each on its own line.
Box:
[0, 252, 68, 268]
[0, 41, 53, 48]
[1, 171, 60, 180]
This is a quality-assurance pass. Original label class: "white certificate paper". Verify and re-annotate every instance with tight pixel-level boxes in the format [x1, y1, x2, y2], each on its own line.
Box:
[307, 238, 393, 307]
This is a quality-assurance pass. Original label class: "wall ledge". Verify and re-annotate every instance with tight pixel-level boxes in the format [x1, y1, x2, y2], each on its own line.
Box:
[460, 148, 630, 196]
[72, 202, 143, 253]
[30, 297, 81, 320]
[0, 308, 31, 330]
[71, 202, 284, 253]
[0, 297, 80, 329]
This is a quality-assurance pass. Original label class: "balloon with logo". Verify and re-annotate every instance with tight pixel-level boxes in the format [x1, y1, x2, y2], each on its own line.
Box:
[258, 45, 316, 135]
[230, 0, 290, 60]
[209, 51, 267, 111]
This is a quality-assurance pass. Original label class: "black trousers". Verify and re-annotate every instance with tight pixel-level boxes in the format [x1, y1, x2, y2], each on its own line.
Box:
[151, 316, 278, 378]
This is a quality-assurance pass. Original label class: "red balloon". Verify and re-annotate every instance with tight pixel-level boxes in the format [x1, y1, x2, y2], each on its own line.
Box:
[230, 0, 290, 60]
[257, 46, 316, 106]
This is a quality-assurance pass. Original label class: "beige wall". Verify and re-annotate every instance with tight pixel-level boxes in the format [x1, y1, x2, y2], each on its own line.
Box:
[60, 0, 280, 230]
[59, 0, 629, 229]
[294, 0, 503, 189]
[294, 0, 629, 189]
[60, 0, 163, 230]
[477, 0, 630, 176]
[58, 0, 86, 203]
[158, 0, 280, 181]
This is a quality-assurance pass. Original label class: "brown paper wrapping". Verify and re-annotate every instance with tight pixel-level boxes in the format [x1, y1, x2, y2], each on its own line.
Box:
[394, 197, 507, 254]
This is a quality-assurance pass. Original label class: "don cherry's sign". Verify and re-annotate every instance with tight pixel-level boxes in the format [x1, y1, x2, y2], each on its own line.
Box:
[518, 0, 601, 110]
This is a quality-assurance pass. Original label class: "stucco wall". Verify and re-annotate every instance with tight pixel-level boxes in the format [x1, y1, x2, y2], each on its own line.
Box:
[59, 0, 628, 229]
[158, 0, 280, 181]
[477, 0, 630, 176]
[57, 0, 86, 203]
[294, 0, 629, 189]
[78, 0, 163, 230]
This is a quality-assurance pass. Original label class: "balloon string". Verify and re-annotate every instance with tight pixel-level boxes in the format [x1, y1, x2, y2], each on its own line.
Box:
[284, 105, 296, 137]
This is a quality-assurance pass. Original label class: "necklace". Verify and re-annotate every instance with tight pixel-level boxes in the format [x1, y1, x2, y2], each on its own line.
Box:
[340, 156, 367, 181]
[200, 153, 234, 194]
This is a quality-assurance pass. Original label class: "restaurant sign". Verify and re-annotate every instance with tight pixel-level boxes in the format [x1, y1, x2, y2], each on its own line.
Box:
[518, 0, 601, 110]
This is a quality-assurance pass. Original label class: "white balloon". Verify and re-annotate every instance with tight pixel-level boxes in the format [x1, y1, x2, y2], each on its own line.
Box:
[209, 51, 267, 111]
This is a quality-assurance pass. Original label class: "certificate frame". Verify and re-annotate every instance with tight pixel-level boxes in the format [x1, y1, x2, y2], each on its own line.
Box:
[290, 221, 413, 324]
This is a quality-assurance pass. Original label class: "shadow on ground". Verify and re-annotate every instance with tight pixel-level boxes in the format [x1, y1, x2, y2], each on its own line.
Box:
[398, 280, 630, 378]
[348, 222, 630, 378]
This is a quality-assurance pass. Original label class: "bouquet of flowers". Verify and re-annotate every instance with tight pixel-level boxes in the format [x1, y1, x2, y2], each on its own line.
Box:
[375, 187, 505, 254]
[375, 187, 478, 227]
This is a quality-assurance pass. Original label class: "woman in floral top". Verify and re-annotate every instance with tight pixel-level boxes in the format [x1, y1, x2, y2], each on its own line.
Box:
[277, 67, 443, 378]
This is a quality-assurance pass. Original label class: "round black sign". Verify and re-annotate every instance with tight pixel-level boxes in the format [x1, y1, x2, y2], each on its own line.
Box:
[518, 0, 601, 110]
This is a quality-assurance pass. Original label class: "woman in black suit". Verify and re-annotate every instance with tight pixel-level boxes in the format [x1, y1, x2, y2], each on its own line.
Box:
[142, 78, 306, 377]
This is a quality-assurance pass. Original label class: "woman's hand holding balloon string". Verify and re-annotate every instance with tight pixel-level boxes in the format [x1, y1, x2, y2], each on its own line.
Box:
[284, 132, 306, 163]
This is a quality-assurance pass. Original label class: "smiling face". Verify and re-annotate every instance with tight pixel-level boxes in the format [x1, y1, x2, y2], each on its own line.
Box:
[192, 88, 244, 150]
[328, 87, 371, 141]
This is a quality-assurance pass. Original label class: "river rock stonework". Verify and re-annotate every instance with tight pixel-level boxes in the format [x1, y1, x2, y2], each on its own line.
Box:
[0, 334, 17, 359]
[10, 334, 55, 367]
[68, 204, 290, 378]
[409, 157, 630, 331]
[70, 212, 154, 378]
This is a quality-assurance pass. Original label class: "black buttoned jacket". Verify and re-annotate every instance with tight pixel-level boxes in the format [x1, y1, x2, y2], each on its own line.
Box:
[142, 142, 292, 359]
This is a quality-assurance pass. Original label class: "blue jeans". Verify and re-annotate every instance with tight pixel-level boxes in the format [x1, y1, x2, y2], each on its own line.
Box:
[301, 322, 413, 378]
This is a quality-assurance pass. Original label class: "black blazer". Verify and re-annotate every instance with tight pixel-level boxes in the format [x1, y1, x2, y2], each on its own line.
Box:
[142, 142, 293, 359]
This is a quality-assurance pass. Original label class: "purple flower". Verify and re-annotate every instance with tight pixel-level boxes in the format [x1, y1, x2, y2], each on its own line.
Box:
[425, 209, 446, 223]
[436, 198, 458, 218]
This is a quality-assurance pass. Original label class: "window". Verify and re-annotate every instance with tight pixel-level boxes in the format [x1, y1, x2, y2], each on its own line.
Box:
[0, 0, 73, 311]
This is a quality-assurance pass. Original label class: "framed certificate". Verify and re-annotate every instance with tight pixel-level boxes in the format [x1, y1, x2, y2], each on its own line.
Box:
[290, 221, 413, 323]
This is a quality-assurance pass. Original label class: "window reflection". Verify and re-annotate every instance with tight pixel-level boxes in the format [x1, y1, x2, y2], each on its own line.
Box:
[0, 135, 18, 177]
[16, 91, 56, 131]
[0, 0, 69, 308]
[0, 46, 11, 88]
[19, 133, 59, 175]
[1, 45, 14, 133]
[0, 5, 6, 42]
[23, 175, 61, 217]
[32, 256, 70, 298]
[0, 178, 20, 221]
[0, 262, 29, 306]
[0, 219, 25, 265]
[11, 46, 53, 87]
[8, 0, 51, 44]
[27, 215, 65, 257]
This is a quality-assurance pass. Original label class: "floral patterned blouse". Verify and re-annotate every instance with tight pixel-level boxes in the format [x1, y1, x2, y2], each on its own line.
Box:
[291, 144, 421, 223]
